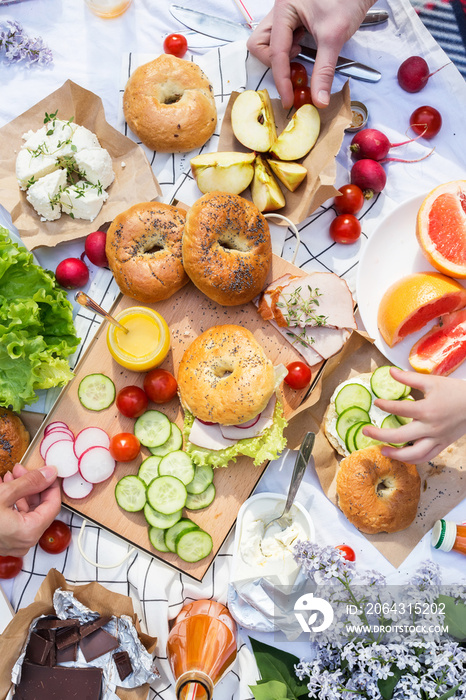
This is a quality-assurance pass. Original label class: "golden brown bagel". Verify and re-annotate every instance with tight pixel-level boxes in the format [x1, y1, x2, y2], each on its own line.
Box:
[123, 54, 217, 153]
[177, 324, 276, 425]
[336, 445, 421, 534]
[106, 202, 189, 303]
[182, 192, 272, 306]
[0, 408, 30, 477]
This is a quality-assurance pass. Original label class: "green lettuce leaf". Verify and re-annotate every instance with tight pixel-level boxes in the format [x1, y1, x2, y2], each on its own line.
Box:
[183, 398, 288, 468]
[0, 226, 79, 412]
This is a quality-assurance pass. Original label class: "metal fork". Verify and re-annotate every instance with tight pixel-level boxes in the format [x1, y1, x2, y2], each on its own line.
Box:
[263, 431, 315, 535]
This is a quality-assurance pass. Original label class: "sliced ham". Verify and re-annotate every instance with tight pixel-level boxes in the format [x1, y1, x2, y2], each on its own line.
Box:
[220, 396, 276, 440]
[257, 274, 298, 322]
[188, 419, 234, 451]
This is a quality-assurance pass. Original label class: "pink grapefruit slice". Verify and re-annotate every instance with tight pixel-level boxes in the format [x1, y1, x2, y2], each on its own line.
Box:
[409, 308, 466, 375]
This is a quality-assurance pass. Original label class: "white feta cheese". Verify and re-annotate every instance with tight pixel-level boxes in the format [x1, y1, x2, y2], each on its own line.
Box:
[25, 169, 67, 221]
[59, 180, 108, 221]
[16, 149, 59, 190]
[22, 119, 77, 159]
[71, 125, 101, 151]
[73, 147, 115, 189]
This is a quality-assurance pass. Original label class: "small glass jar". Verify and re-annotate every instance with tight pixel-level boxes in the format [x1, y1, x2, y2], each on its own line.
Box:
[431, 519, 466, 556]
[107, 306, 170, 372]
[345, 101, 369, 133]
[84, 0, 132, 19]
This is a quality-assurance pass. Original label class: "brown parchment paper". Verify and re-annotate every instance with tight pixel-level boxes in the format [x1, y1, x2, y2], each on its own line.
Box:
[219, 82, 352, 224]
[283, 331, 466, 568]
[0, 79, 162, 251]
[0, 569, 158, 700]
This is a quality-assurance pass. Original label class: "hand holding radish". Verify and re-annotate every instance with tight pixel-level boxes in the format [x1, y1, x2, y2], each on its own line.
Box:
[0, 463, 61, 557]
[361, 367, 466, 464]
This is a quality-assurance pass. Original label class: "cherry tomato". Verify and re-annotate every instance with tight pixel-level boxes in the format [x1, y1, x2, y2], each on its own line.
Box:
[293, 86, 312, 109]
[290, 61, 308, 88]
[116, 385, 148, 418]
[334, 184, 365, 215]
[109, 433, 140, 462]
[335, 544, 356, 562]
[0, 555, 22, 579]
[38, 520, 71, 554]
[163, 33, 188, 58]
[143, 369, 178, 404]
[329, 214, 361, 244]
[409, 105, 442, 139]
[284, 361, 312, 390]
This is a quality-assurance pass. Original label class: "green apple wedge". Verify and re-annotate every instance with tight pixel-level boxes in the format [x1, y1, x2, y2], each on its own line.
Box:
[267, 159, 307, 192]
[190, 151, 255, 195]
[231, 89, 277, 152]
[272, 104, 321, 161]
[251, 154, 286, 213]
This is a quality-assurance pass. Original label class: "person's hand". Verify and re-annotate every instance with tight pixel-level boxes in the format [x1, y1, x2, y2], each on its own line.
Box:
[0, 464, 61, 557]
[362, 368, 466, 463]
[247, 0, 375, 108]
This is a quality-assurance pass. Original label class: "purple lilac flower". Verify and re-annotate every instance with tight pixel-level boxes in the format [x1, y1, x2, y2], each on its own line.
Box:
[0, 20, 52, 67]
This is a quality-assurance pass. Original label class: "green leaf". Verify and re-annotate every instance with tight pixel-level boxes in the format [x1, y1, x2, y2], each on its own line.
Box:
[249, 680, 291, 700]
[436, 682, 462, 700]
[377, 664, 403, 700]
[249, 638, 308, 700]
[437, 595, 466, 641]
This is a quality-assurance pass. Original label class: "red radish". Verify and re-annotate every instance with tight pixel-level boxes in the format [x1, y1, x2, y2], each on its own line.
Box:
[62, 473, 94, 500]
[55, 258, 89, 289]
[351, 159, 387, 199]
[78, 446, 116, 484]
[44, 440, 79, 478]
[84, 231, 108, 268]
[350, 128, 427, 162]
[233, 414, 261, 429]
[74, 427, 110, 459]
[44, 421, 70, 434]
[397, 56, 449, 92]
[40, 430, 74, 460]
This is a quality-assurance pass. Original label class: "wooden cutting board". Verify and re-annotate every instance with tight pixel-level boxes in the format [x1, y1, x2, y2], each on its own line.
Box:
[22, 253, 324, 581]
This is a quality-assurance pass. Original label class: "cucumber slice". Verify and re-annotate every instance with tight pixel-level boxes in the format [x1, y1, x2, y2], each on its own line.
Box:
[146, 475, 187, 515]
[149, 526, 170, 553]
[144, 503, 182, 529]
[186, 465, 214, 495]
[115, 475, 147, 512]
[371, 366, 406, 400]
[149, 423, 183, 457]
[353, 423, 382, 451]
[138, 456, 161, 486]
[78, 373, 115, 411]
[175, 529, 213, 563]
[395, 396, 415, 425]
[401, 384, 412, 398]
[134, 410, 171, 447]
[335, 383, 372, 415]
[165, 519, 199, 553]
[158, 450, 195, 486]
[336, 406, 371, 441]
[185, 483, 216, 511]
[345, 421, 370, 453]
[381, 414, 406, 446]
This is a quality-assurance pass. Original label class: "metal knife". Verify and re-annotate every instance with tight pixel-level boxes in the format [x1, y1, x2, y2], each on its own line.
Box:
[169, 4, 384, 82]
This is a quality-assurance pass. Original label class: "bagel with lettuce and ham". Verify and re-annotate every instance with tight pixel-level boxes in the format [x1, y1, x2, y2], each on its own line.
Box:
[177, 324, 287, 467]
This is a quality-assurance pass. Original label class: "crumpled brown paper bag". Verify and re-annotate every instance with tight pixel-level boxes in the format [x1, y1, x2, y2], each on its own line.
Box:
[0, 79, 162, 250]
[284, 331, 466, 568]
[0, 569, 158, 700]
[219, 82, 352, 224]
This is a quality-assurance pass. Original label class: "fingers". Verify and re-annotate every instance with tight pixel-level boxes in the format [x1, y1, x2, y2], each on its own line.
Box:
[373, 397, 420, 419]
[308, 41, 341, 107]
[363, 419, 427, 445]
[0, 467, 58, 509]
[380, 438, 443, 464]
[389, 366, 430, 393]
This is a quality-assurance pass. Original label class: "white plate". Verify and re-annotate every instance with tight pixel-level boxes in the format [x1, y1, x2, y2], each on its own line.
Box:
[356, 194, 466, 379]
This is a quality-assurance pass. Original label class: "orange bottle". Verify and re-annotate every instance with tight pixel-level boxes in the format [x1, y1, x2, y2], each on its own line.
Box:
[431, 519, 466, 555]
[167, 599, 237, 700]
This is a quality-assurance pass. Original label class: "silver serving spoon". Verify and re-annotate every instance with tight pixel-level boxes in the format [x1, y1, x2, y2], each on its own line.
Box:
[263, 431, 315, 535]
[75, 291, 128, 333]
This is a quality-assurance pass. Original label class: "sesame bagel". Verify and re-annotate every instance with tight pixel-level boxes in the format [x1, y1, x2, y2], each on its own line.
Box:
[182, 192, 272, 306]
[336, 445, 421, 534]
[106, 201, 189, 303]
[177, 324, 276, 425]
[0, 408, 30, 477]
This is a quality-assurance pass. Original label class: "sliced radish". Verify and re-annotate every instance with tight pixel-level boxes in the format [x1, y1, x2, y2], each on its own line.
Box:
[44, 421, 70, 435]
[62, 473, 94, 500]
[221, 396, 276, 441]
[233, 414, 261, 429]
[40, 430, 74, 460]
[44, 439, 79, 478]
[45, 426, 75, 439]
[74, 427, 110, 459]
[78, 446, 116, 484]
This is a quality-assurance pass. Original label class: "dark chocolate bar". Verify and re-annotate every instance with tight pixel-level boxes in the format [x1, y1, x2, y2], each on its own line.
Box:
[55, 624, 80, 650]
[56, 642, 78, 664]
[25, 632, 53, 666]
[14, 661, 103, 699]
[35, 617, 81, 630]
[80, 627, 119, 662]
[113, 650, 133, 681]
[80, 615, 111, 638]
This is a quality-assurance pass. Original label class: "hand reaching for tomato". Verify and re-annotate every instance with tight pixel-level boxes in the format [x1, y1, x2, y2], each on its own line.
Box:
[0, 464, 62, 557]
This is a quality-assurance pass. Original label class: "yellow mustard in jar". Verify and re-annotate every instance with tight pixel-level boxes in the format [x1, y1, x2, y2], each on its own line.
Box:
[107, 306, 170, 371]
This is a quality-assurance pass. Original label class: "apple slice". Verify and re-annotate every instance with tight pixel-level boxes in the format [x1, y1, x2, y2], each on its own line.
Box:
[190, 151, 255, 195]
[272, 104, 321, 161]
[268, 159, 307, 192]
[251, 154, 286, 213]
[231, 89, 277, 152]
